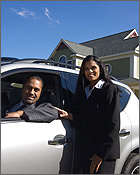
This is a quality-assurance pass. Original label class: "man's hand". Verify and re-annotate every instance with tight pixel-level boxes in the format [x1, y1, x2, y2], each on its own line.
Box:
[5, 111, 24, 118]
[90, 154, 102, 173]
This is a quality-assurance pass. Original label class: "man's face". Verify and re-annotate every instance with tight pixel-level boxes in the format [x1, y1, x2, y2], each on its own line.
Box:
[22, 78, 42, 104]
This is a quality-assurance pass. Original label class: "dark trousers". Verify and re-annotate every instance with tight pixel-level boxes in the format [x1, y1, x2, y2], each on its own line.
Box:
[83, 159, 116, 174]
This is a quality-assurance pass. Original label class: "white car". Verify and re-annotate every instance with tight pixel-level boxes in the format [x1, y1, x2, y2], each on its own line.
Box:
[1, 59, 139, 174]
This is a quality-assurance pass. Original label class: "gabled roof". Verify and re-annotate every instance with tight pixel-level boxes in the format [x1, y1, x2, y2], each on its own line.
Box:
[80, 29, 139, 57]
[48, 39, 93, 59]
[63, 39, 93, 56]
[49, 29, 139, 59]
[81, 29, 137, 44]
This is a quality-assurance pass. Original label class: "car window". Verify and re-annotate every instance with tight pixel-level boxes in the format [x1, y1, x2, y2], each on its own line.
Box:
[62, 72, 78, 112]
[64, 72, 78, 93]
[62, 74, 132, 113]
[1, 81, 22, 117]
[1, 71, 61, 118]
[119, 85, 131, 112]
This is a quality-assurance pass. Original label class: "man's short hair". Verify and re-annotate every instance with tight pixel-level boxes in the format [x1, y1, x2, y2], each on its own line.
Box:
[23, 75, 44, 89]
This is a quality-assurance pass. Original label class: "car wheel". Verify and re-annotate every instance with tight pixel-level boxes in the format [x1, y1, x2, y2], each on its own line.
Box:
[121, 153, 139, 174]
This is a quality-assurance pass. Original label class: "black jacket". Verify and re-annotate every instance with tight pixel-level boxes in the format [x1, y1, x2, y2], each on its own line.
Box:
[73, 82, 120, 160]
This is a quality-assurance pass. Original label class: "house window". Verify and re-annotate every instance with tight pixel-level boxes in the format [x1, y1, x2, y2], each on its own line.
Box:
[59, 55, 67, 67]
[105, 64, 112, 74]
[67, 60, 73, 69]
[59, 55, 67, 63]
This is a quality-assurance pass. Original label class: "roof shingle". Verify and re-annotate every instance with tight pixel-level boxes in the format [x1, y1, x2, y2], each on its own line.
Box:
[80, 29, 139, 57]
[63, 39, 93, 56]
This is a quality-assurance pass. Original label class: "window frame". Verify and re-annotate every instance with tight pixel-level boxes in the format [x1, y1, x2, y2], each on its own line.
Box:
[1, 68, 63, 119]
[118, 85, 131, 112]
[59, 55, 67, 63]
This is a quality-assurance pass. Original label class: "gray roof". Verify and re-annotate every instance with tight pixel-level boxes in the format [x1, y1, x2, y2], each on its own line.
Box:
[63, 39, 93, 56]
[50, 29, 139, 59]
[80, 29, 139, 57]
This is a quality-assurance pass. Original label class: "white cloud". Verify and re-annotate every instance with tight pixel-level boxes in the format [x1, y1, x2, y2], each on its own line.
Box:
[56, 20, 60, 24]
[10, 7, 36, 19]
[10, 7, 60, 24]
[10, 7, 16, 12]
[44, 8, 52, 21]
[44, 8, 60, 25]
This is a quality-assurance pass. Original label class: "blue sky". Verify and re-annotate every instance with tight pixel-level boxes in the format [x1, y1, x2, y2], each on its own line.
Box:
[1, 1, 139, 59]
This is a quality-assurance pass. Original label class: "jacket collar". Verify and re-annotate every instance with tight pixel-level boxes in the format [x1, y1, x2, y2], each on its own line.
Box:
[85, 79, 105, 99]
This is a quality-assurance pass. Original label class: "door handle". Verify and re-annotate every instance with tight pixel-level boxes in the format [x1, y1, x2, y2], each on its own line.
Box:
[48, 134, 71, 145]
[119, 129, 130, 137]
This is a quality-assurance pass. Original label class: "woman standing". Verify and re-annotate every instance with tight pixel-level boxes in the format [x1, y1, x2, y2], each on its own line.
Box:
[55, 55, 120, 174]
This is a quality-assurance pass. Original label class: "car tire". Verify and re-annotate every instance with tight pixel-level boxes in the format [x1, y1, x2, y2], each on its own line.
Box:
[121, 153, 139, 174]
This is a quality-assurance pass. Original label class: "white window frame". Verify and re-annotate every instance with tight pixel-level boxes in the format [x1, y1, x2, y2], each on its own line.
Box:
[58, 55, 67, 63]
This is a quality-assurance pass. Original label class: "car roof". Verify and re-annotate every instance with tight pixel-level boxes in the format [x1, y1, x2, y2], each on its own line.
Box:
[1, 60, 132, 92]
[112, 79, 132, 92]
[1, 62, 80, 74]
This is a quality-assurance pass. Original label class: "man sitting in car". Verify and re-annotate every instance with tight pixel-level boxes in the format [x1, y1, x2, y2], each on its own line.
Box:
[5, 75, 58, 122]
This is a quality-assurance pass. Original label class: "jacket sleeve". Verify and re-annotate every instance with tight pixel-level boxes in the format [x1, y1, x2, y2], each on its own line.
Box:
[95, 83, 120, 160]
[22, 103, 58, 123]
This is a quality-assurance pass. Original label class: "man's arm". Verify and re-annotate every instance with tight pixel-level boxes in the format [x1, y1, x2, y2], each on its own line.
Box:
[22, 103, 58, 122]
[5, 111, 28, 119]
[5, 103, 59, 123]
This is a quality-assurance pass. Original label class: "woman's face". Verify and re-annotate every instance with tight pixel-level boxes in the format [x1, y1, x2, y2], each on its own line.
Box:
[84, 60, 100, 83]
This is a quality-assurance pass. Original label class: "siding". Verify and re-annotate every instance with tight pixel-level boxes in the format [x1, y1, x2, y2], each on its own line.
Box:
[77, 59, 83, 67]
[103, 58, 130, 79]
[53, 48, 73, 61]
[137, 56, 139, 78]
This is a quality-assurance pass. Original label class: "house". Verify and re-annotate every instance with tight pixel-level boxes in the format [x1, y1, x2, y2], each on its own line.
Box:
[48, 29, 139, 98]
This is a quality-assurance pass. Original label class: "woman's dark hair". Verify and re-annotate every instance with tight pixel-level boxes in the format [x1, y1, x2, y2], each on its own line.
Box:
[76, 55, 112, 95]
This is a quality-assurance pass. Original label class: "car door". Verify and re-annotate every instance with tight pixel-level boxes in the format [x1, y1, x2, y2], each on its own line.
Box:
[114, 84, 132, 174]
[1, 67, 74, 174]
[1, 119, 69, 174]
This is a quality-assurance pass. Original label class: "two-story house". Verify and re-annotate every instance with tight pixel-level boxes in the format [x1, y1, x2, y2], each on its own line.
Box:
[48, 29, 139, 98]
